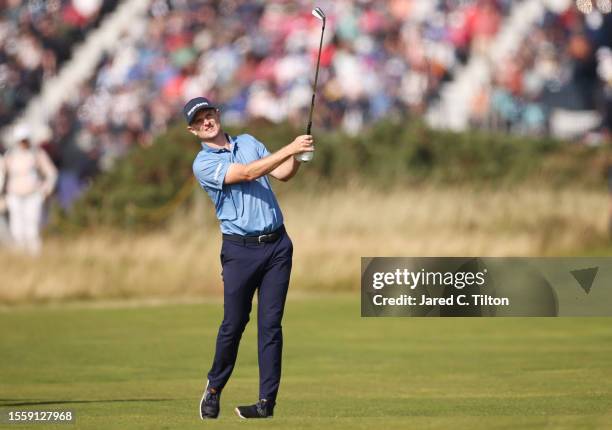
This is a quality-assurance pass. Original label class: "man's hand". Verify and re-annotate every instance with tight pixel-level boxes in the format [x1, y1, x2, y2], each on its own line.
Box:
[41, 184, 54, 198]
[269, 135, 315, 181]
[287, 135, 315, 156]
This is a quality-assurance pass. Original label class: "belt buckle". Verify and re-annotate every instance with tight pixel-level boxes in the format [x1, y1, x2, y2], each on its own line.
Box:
[258, 234, 266, 243]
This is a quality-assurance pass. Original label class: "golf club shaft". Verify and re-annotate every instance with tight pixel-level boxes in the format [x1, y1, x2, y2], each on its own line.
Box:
[306, 21, 325, 135]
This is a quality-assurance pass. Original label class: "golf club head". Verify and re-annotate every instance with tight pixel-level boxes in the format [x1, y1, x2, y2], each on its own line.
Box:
[312, 7, 326, 23]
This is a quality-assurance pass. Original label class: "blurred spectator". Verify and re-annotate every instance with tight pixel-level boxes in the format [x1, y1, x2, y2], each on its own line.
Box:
[0, 150, 11, 247]
[3, 125, 57, 255]
[0, 0, 119, 127]
[453, 0, 503, 55]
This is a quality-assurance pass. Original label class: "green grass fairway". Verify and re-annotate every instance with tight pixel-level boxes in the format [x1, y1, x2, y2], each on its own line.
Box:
[1, 296, 611, 429]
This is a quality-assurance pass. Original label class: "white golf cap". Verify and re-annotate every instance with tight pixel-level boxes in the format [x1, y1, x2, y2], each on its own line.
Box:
[13, 124, 31, 142]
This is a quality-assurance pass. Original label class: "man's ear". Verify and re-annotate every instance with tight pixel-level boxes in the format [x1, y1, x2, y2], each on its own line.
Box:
[187, 126, 198, 136]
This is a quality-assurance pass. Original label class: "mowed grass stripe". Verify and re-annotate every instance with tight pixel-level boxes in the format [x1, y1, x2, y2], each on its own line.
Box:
[0, 296, 611, 429]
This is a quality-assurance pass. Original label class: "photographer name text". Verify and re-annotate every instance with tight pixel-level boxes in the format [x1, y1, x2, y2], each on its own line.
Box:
[372, 294, 510, 307]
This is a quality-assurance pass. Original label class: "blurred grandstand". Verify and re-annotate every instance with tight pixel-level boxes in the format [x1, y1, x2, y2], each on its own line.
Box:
[0, 0, 120, 126]
[0, 0, 611, 209]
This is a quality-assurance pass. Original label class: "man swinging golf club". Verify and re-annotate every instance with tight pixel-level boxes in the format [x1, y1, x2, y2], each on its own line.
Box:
[187, 97, 313, 420]
[190, 7, 325, 420]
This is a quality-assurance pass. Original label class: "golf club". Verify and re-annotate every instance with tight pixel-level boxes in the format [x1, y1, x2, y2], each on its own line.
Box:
[296, 6, 326, 163]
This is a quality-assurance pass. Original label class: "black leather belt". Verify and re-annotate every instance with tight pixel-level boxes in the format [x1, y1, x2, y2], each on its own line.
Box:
[223, 226, 285, 244]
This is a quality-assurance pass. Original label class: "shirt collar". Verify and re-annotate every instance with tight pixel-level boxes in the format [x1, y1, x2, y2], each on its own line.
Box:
[201, 133, 236, 153]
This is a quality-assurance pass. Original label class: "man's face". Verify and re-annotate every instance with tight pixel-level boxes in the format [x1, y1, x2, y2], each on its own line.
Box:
[188, 108, 221, 140]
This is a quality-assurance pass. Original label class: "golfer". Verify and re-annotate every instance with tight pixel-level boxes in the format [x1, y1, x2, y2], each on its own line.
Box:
[184, 97, 314, 420]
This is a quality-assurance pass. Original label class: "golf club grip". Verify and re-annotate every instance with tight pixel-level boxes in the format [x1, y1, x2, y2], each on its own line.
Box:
[306, 121, 312, 135]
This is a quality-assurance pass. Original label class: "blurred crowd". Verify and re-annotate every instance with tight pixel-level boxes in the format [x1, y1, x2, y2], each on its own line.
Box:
[0, 0, 119, 127]
[470, 1, 612, 138]
[1, 0, 611, 223]
[17, 0, 513, 210]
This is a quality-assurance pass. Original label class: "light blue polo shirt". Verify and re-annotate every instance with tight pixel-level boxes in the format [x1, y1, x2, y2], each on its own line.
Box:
[192, 133, 284, 235]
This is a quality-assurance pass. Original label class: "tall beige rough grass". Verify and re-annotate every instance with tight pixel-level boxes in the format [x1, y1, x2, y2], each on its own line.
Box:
[0, 186, 608, 304]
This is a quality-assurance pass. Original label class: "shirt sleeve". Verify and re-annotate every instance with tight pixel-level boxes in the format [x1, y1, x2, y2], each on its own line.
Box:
[249, 135, 270, 158]
[192, 154, 230, 191]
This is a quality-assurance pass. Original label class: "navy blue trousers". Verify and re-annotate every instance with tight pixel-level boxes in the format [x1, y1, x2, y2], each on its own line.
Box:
[207, 228, 293, 403]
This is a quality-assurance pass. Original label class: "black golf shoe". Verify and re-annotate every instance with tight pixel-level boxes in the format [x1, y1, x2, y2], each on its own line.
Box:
[234, 399, 274, 419]
[199, 381, 221, 419]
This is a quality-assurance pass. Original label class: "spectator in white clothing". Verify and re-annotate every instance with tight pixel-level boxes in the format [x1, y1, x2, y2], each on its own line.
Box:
[0, 151, 11, 247]
[3, 126, 57, 255]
